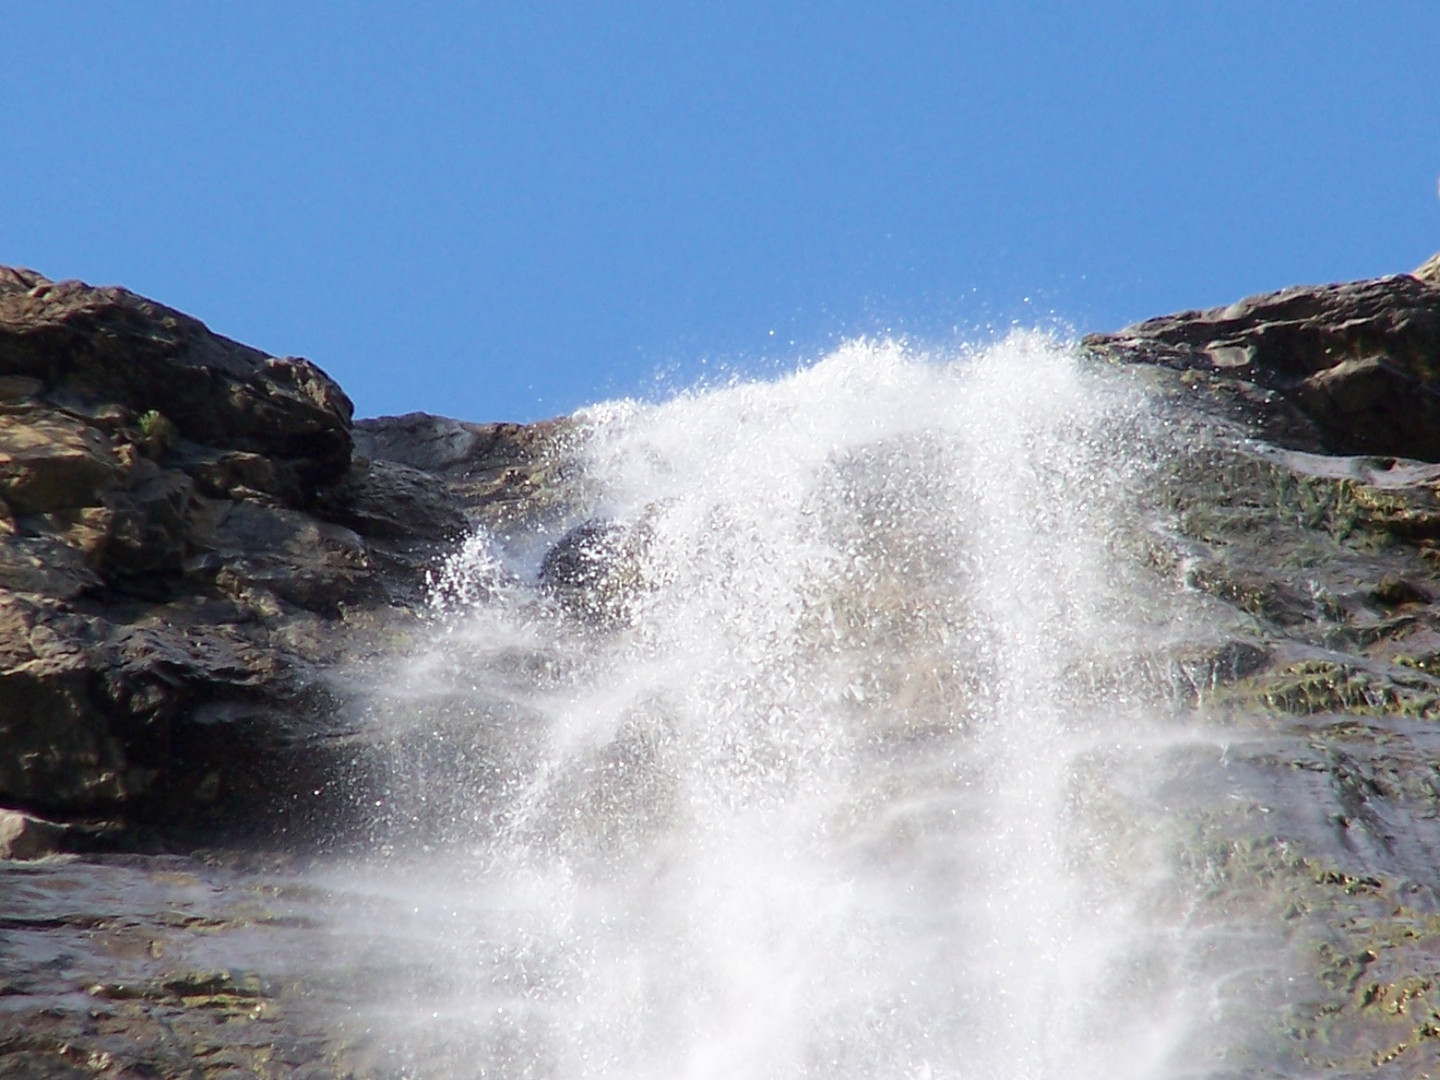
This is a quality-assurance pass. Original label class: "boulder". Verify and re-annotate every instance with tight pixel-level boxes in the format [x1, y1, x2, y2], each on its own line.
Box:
[0, 808, 67, 859]
[538, 518, 638, 623]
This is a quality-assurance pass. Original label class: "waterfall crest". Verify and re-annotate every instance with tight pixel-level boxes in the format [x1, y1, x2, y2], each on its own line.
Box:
[341, 333, 1231, 1080]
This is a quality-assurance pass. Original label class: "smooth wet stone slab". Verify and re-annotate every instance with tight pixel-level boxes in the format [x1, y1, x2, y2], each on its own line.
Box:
[0, 853, 398, 1080]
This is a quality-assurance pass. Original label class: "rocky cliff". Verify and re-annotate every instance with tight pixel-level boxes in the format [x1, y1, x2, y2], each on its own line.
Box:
[6, 257, 1440, 1077]
[0, 267, 569, 848]
[1084, 256, 1440, 1072]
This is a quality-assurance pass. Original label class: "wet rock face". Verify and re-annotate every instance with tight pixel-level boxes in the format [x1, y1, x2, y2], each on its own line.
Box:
[1081, 258, 1440, 1072]
[538, 519, 644, 623]
[0, 268, 565, 841]
[1084, 267, 1440, 461]
[1133, 440, 1440, 1070]
[0, 854, 381, 1080]
[6, 258, 1440, 1076]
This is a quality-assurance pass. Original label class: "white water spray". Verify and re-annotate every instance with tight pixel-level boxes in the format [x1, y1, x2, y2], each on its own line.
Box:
[341, 333, 1226, 1079]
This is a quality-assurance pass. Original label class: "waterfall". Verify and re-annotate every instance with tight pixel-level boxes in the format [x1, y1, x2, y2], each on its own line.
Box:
[334, 332, 1233, 1079]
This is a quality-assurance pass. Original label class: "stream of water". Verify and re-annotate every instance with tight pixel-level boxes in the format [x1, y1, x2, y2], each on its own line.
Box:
[335, 333, 1246, 1079]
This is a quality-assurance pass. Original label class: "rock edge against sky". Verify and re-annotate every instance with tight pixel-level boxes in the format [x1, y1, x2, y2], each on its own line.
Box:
[1, 253, 1439, 849]
[7, 255, 1440, 1073]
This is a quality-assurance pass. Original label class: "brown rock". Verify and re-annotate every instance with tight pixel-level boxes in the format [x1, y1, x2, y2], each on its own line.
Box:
[316, 456, 468, 543]
[0, 268, 381, 837]
[0, 269, 566, 842]
[0, 269, 353, 492]
[180, 445, 303, 505]
[354, 412, 575, 530]
[0, 593, 131, 812]
[0, 410, 120, 515]
[0, 533, 102, 598]
[202, 500, 381, 615]
[1083, 272, 1440, 460]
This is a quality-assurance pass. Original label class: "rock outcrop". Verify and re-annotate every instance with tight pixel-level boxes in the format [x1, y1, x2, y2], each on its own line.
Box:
[1083, 264, 1440, 461]
[0, 268, 567, 843]
[7, 257, 1440, 852]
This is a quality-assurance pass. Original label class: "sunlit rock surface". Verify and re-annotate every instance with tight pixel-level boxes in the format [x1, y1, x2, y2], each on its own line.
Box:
[0, 268, 567, 839]
[5, 260, 1440, 1077]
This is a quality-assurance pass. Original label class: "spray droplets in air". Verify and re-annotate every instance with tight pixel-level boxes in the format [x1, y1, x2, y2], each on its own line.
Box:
[349, 332, 1213, 1080]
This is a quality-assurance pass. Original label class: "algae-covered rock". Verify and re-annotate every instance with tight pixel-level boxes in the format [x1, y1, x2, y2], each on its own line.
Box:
[1082, 256, 1440, 1076]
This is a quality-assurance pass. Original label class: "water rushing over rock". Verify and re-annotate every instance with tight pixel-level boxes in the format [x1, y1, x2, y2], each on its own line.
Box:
[10, 262, 1440, 1078]
[340, 334, 1236, 1079]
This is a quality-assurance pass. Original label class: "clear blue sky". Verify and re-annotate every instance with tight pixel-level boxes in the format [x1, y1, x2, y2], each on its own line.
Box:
[3, 3, 1437, 422]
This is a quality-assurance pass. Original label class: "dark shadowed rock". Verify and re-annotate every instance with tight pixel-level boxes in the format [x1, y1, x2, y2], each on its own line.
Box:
[354, 411, 575, 531]
[315, 457, 468, 544]
[1084, 268, 1440, 460]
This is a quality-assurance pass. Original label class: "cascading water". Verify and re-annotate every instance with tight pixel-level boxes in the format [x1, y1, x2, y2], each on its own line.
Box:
[332, 332, 1249, 1079]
